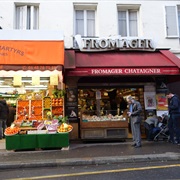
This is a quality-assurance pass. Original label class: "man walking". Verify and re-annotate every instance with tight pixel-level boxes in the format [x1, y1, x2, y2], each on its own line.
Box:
[127, 96, 142, 148]
[166, 91, 180, 144]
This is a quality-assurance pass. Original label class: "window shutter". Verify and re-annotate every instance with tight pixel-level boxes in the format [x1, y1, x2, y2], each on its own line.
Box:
[76, 10, 84, 35]
[30, 6, 34, 30]
[178, 7, 180, 36]
[33, 6, 39, 29]
[20, 6, 27, 30]
[165, 6, 178, 37]
[87, 10, 95, 36]
[129, 11, 138, 36]
[118, 11, 127, 36]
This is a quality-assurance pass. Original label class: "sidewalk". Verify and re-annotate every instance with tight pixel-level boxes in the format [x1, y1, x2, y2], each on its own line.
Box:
[0, 139, 180, 169]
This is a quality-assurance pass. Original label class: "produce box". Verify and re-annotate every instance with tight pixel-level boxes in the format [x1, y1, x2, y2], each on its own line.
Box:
[27, 130, 37, 134]
[37, 130, 47, 134]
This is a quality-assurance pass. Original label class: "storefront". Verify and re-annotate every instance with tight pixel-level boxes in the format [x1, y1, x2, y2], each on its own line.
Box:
[0, 30, 71, 150]
[64, 35, 180, 141]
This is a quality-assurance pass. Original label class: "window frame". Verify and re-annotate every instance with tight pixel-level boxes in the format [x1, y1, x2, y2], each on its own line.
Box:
[15, 3, 39, 30]
[74, 4, 97, 37]
[117, 5, 140, 37]
[178, 6, 180, 37]
[164, 5, 179, 38]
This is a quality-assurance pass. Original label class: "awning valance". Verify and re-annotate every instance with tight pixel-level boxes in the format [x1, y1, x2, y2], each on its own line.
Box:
[65, 50, 180, 76]
[0, 40, 64, 65]
[0, 30, 64, 65]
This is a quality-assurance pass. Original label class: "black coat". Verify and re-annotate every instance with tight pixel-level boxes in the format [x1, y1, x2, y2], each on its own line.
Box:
[0, 100, 9, 120]
[168, 95, 180, 115]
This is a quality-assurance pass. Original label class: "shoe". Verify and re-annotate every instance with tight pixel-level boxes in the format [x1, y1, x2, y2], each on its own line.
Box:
[173, 141, 178, 144]
[167, 139, 174, 143]
[134, 145, 142, 148]
[131, 143, 136, 147]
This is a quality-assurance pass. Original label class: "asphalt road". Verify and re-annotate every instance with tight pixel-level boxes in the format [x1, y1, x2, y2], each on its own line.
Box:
[1, 161, 180, 180]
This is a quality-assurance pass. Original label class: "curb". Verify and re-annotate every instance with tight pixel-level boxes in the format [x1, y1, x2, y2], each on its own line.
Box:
[0, 153, 180, 169]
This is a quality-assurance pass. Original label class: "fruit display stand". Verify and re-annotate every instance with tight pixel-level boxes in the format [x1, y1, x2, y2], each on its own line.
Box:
[5, 118, 72, 151]
[5, 133, 69, 150]
[5, 93, 69, 151]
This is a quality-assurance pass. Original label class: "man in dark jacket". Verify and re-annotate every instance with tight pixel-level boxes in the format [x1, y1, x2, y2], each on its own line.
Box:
[0, 100, 9, 139]
[166, 91, 180, 144]
[7, 105, 16, 127]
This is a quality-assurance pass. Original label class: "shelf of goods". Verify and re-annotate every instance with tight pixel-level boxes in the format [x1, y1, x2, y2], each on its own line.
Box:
[80, 113, 128, 140]
[16, 97, 64, 121]
[52, 98, 64, 116]
[43, 97, 64, 119]
[17, 99, 43, 120]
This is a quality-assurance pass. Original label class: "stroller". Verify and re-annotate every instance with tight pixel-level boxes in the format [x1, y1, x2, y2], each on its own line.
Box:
[153, 115, 169, 141]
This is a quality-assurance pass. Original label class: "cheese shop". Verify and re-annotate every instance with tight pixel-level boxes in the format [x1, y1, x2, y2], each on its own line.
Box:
[64, 35, 180, 141]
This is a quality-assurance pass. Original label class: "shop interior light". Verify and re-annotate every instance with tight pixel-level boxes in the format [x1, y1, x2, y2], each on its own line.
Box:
[0, 85, 12, 88]
[0, 77, 50, 83]
[21, 80, 49, 82]
[25, 85, 48, 90]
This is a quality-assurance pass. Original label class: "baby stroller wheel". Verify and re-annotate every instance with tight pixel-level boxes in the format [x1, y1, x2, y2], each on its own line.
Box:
[154, 137, 159, 142]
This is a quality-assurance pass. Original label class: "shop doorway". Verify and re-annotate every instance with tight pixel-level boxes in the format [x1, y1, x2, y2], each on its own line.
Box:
[69, 75, 156, 140]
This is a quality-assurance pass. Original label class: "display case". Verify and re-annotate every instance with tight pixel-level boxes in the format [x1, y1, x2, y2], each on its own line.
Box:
[80, 110, 128, 140]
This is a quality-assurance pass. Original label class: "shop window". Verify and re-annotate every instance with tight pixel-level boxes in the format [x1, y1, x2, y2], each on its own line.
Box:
[15, 4, 39, 29]
[78, 87, 144, 119]
[165, 6, 179, 38]
[118, 8, 138, 36]
[74, 4, 96, 37]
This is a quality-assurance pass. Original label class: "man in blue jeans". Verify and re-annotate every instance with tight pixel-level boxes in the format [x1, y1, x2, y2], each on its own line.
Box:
[166, 91, 180, 145]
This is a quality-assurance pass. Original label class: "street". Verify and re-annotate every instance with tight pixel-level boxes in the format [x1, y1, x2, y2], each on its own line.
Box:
[1, 161, 180, 180]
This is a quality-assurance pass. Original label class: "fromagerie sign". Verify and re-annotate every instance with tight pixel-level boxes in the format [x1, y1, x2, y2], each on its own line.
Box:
[75, 35, 155, 52]
[66, 67, 179, 76]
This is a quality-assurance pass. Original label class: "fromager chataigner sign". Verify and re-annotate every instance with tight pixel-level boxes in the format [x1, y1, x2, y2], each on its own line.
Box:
[75, 35, 155, 52]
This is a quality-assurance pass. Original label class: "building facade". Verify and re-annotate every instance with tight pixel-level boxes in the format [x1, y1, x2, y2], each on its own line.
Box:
[0, 0, 180, 140]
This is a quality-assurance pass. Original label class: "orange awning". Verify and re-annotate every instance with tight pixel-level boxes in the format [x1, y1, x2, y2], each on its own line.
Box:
[0, 40, 64, 65]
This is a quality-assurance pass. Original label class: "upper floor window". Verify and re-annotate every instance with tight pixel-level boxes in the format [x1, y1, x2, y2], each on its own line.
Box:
[74, 3, 97, 37]
[118, 9, 138, 37]
[15, 5, 39, 29]
[165, 6, 179, 37]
